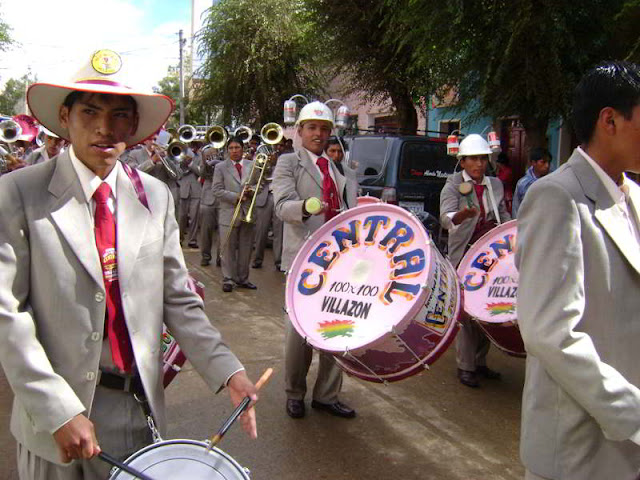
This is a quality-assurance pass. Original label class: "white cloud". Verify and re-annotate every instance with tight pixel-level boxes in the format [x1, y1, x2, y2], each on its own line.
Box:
[1, 0, 210, 92]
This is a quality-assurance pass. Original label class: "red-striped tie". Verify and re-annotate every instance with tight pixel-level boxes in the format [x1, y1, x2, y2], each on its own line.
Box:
[93, 183, 134, 372]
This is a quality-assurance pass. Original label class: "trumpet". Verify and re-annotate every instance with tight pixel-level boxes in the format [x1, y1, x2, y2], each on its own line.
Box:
[0, 119, 22, 144]
[178, 125, 197, 143]
[161, 140, 188, 178]
[205, 125, 229, 149]
[233, 125, 253, 144]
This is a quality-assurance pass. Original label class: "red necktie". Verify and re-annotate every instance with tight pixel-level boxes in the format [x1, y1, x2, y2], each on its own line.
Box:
[234, 161, 242, 178]
[473, 183, 486, 221]
[93, 183, 134, 373]
[316, 157, 341, 221]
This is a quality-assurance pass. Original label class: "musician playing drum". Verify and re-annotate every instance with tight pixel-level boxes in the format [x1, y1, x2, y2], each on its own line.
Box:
[0, 49, 258, 480]
[272, 101, 358, 419]
[439, 133, 511, 388]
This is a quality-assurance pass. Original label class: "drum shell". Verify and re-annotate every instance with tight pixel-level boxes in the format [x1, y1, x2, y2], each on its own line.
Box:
[334, 250, 462, 382]
[108, 439, 250, 479]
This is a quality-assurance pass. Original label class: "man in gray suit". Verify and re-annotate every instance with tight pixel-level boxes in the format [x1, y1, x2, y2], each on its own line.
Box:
[272, 101, 358, 419]
[0, 49, 257, 480]
[199, 146, 221, 267]
[440, 133, 511, 388]
[178, 142, 203, 248]
[24, 128, 65, 166]
[516, 61, 640, 480]
[212, 136, 257, 292]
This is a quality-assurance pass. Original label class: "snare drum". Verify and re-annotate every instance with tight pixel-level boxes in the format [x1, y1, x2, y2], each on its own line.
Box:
[108, 439, 250, 479]
[161, 275, 205, 387]
[457, 220, 526, 357]
[286, 203, 461, 383]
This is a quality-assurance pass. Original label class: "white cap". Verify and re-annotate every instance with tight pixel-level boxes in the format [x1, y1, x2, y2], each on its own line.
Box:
[458, 134, 492, 158]
[296, 101, 334, 127]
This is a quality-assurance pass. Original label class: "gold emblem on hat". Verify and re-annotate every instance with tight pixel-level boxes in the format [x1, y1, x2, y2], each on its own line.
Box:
[91, 49, 122, 75]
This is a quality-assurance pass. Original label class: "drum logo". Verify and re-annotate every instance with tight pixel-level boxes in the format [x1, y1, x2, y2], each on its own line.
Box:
[462, 234, 514, 292]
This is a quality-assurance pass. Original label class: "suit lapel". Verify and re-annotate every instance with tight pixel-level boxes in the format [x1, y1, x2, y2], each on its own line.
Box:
[116, 167, 151, 290]
[49, 152, 104, 288]
[299, 149, 323, 189]
[572, 153, 640, 275]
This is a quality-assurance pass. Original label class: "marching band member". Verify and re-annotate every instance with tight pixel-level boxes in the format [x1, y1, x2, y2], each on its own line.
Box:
[252, 148, 282, 270]
[439, 134, 511, 388]
[212, 136, 257, 292]
[24, 128, 65, 166]
[272, 101, 358, 419]
[517, 61, 640, 480]
[199, 146, 222, 267]
[178, 141, 203, 248]
[0, 49, 257, 480]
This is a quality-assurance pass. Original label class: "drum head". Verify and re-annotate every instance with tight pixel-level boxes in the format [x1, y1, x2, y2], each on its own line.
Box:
[286, 203, 434, 353]
[457, 220, 518, 324]
[109, 440, 249, 479]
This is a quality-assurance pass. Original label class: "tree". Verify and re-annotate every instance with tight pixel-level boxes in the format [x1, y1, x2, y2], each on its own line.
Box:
[385, 0, 629, 149]
[308, 0, 432, 134]
[154, 69, 182, 127]
[0, 7, 12, 53]
[195, 0, 322, 127]
[0, 76, 27, 116]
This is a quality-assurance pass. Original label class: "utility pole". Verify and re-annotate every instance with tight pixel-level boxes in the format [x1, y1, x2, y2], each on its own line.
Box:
[179, 29, 186, 125]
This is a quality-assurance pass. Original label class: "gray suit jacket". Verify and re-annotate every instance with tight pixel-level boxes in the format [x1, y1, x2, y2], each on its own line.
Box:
[24, 146, 49, 166]
[516, 150, 640, 479]
[212, 158, 254, 226]
[439, 171, 511, 266]
[0, 151, 242, 465]
[179, 153, 202, 199]
[272, 149, 358, 270]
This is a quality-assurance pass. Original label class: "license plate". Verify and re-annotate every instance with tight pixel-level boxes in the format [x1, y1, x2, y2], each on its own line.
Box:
[399, 201, 425, 215]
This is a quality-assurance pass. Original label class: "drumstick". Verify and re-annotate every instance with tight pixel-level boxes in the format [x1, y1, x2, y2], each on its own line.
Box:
[207, 368, 273, 451]
[98, 451, 155, 480]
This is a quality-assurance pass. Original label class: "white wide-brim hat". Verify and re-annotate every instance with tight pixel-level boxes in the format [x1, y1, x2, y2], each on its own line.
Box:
[27, 49, 174, 147]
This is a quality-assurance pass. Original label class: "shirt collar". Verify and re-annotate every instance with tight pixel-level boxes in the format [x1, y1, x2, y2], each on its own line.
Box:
[577, 146, 626, 205]
[304, 148, 328, 164]
[462, 170, 488, 185]
[69, 145, 119, 204]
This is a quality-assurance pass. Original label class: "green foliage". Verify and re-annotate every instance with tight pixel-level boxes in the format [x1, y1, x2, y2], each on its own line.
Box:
[0, 76, 27, 116]
[0, 7, 12, 53]
[195, 0, 322, 126]
[612, 0, 640, 62]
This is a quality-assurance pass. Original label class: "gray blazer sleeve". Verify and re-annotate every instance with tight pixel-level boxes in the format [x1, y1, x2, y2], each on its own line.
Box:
[272, 153, 306, 225]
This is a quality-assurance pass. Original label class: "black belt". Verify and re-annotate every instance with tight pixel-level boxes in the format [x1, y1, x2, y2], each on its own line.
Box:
[98, 370, 145, 396]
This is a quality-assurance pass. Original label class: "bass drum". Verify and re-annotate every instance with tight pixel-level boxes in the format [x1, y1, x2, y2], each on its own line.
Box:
[161, 275, 205, 387]
[108, 439, 250, 479]
[457, 220, 525, 357]
[285, 203, 461, 383]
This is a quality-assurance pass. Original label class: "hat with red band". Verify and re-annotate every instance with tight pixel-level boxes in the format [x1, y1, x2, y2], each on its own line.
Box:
[27, 49, 174, 147]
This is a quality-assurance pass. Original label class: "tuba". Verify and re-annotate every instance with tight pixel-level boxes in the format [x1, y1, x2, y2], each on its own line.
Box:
[233, 125, 253, 144]
[178, 125, 197, 143]
[205, 125, 229, 149]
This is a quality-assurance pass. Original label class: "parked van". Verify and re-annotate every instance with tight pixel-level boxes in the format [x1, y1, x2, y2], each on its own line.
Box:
[343, 135, 456, 219]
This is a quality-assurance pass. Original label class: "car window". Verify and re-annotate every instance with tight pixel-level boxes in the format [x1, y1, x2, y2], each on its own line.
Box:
[398, 142, 454, 181]
[351, 137, 393, 177]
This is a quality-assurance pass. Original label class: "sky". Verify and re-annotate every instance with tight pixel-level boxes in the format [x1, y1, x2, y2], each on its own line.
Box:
[1, 0, 213, 90]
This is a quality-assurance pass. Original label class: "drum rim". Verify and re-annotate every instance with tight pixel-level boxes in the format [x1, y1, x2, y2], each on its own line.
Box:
[457, 219, 518, 324]
[285, 203, 433, 352]
[111, 439, 249, 479]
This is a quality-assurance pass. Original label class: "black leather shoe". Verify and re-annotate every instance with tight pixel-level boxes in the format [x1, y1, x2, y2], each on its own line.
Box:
[237, 282, 257, 290]
[458, 369, 479, 388]
[252, 262, 262, 269]
[286, 399, 305, 419]
[476, 365, 501, 380]
[200, 258, 211, 266]
[222, 283, 233, 293]
[311, 400, 356, 418]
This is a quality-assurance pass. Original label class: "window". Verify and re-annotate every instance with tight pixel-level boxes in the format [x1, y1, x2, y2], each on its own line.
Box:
[439, 120, 461, 138]
[399, 142, 454, 181]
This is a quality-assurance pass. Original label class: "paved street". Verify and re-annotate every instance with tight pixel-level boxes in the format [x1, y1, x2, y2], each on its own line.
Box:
[1, 247, 526, 480]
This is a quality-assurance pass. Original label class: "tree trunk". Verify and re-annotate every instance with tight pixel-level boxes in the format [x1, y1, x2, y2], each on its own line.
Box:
[390, 89, 418, 135]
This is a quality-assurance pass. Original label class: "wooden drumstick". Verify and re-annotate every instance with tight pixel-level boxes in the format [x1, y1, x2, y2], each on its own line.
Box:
[98, 451, 154, 480]
[207, 368, 273, 451]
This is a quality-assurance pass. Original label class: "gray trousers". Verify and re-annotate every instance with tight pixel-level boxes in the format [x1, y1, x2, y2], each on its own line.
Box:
[179, 197, 200, 245]
[525, 470, 552, 480]
[455, 318, 491, 371]
[284, 313, 342, 403]
[219, 222, 254, 284]
[17, 385, 151, 480]
[199, 204, 219, 261]
[253, 193, 283, 266]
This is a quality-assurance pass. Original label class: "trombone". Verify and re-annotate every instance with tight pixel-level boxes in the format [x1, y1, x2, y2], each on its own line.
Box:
[160, 140, 189, 179]
[233, 125, 253, 144]
[0, 119, 23, 144]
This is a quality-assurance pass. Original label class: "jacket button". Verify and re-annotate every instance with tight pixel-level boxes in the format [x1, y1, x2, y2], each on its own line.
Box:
[86, 372, 96, 381]
[95, 292, 105, 302]
[90, 332, 101, 342]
